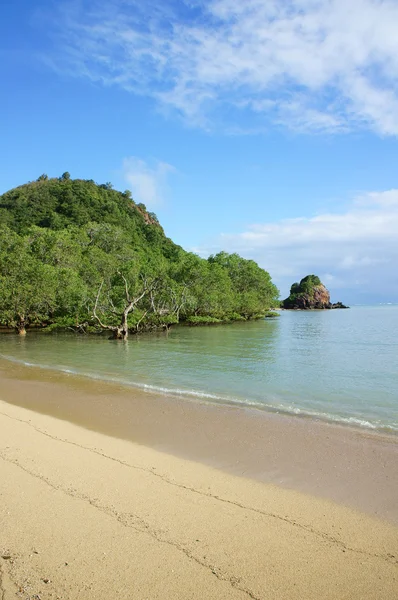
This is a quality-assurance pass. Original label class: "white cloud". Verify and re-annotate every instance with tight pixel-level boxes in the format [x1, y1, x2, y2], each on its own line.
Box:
[122, 157, 175, 208]
[199, 190, 398, 301]
[50, 0, 398, 134]
[355, 189, 398, 207]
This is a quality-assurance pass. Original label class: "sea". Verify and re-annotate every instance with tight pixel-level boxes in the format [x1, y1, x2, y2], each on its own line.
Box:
[0, 305, 397, 432]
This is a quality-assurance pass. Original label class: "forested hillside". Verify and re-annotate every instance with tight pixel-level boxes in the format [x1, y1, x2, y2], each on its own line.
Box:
[0, 174, 279, 337]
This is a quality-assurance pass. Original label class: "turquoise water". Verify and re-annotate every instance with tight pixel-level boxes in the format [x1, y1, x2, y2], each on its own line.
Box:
[1, 306, 397, 431]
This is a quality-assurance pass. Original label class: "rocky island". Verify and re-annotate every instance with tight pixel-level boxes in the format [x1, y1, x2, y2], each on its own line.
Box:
[282, 275, 349, 310]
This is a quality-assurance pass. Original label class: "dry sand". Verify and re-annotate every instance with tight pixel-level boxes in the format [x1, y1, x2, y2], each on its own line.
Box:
[0, 397, 398, 600]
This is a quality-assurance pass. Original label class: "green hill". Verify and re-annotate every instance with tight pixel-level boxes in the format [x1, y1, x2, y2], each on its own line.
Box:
[0, 173, 279, 337]
[0, 172, 181, 261]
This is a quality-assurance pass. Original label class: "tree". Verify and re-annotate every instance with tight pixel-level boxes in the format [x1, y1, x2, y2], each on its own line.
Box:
[148, 212, 159, 223]
[299, 275, 321, 295]
[92, 264, 157, 339]
[208, 252, 279, 317]
[0, 227, 58, 334]
[60, 172, 71, 181]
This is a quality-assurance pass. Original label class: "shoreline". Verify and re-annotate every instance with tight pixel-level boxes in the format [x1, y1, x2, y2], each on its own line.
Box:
[2, 352, 397, 435]
[1, 359, 397, 525]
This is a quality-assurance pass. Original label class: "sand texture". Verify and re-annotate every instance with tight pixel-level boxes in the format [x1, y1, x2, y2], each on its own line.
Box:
[0, 400, 397, 600]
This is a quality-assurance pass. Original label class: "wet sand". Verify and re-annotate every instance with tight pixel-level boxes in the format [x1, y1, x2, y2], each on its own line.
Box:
[0, 359, 397, 523]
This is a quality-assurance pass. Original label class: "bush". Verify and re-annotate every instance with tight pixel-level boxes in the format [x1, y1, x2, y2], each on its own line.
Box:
[186, 315, 222, 325]
[226, 312, 246, 322]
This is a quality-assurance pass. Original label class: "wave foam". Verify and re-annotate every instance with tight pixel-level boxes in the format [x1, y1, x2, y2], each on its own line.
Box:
[1, 353, 397, 434]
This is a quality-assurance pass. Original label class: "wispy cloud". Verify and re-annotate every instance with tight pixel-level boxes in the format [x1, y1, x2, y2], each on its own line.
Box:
[198, 190, 398, 301]
[49, 0, 398, 134]
[122, 157, 175, 208]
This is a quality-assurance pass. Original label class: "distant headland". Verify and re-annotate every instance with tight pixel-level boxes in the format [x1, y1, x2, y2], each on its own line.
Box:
[282, 275, 349, 310]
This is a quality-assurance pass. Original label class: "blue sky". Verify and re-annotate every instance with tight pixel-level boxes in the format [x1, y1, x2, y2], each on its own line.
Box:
[2, 0, 398, 302]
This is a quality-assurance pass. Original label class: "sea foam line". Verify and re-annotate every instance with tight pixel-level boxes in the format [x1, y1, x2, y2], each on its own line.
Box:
[1, 353, 397, 434]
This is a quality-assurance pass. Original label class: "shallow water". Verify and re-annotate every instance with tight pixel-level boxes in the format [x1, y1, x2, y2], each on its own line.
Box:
[0, 306, 397, 431]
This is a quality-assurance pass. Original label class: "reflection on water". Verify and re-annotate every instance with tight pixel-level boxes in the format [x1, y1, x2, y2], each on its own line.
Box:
[0, 307, 397, 431]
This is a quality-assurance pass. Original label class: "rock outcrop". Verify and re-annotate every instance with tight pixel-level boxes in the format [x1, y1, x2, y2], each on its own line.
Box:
[282, 275, 349, 309]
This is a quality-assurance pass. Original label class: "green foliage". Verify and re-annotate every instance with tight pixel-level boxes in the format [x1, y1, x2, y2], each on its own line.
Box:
[186, 315, 222, 325]
[208, 252, 279, 318]
[148, 212, 159, 224]
[0, 177, 280, 334]
[0, 177, 164, 239]
[225, 312, 246, 322]
[264, 311, 279, 318]
[297, 274, 321, 295]
[0, 226, 68, 332]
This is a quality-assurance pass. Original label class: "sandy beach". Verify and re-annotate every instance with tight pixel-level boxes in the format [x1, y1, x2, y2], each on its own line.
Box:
[1, 366, 398, 599]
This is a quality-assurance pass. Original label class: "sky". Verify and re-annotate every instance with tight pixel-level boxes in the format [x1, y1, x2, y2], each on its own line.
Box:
[1, 0, 398, 303]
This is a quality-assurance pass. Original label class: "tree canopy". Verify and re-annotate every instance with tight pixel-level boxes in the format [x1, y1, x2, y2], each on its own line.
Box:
[0, 175, 279, 336]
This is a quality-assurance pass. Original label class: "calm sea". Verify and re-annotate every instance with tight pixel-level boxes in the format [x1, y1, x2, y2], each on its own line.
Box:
[1, 306, 397, 432]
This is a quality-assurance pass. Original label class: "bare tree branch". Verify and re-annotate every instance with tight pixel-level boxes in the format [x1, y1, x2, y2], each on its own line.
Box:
[117, 271, 130, 303]
[123, 287, 148, 317]
[107, 294, 121, 316]
[93, 280, 114, 331]
[134, 309, 148, 331]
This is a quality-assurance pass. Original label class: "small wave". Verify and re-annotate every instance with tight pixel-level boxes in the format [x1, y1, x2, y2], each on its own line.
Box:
[1, 353, 397, 434]
[0, 353, 237, 402]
